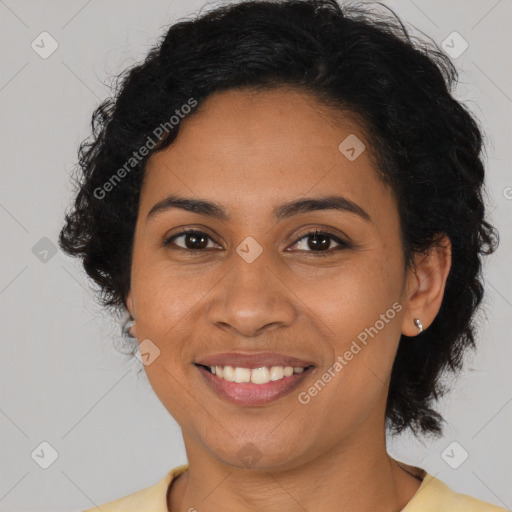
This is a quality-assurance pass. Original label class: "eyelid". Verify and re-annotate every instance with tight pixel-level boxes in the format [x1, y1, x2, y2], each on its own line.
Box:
[292, 226, 348, 244]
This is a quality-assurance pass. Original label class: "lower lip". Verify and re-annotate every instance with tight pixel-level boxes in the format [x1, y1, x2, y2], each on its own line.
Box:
[195, 364, 314, 406]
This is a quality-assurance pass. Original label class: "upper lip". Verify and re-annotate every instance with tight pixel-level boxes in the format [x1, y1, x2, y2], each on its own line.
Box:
[195, 351, 315, 369]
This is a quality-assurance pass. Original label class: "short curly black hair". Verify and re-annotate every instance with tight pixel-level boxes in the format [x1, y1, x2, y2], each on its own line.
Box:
[59, 0, 498, 437]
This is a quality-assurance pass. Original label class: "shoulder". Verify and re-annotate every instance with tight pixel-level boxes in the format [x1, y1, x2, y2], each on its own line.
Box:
[81, 464, 189, 512]
[403, 473, 509, 512]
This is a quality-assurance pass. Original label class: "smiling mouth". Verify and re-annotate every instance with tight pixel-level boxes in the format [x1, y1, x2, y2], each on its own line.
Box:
[195, 363, 313, 384]
[194, 363, 315, 406]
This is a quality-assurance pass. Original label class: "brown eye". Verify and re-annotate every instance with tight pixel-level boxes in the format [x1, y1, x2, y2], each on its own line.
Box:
[163, 228, 350, 256]
[289, 229, 350, 256]
[164, 230, 218, 251]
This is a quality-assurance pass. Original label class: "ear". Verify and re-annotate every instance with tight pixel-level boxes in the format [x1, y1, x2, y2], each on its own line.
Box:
[125, 290, 138, 338]
[401, 234, 452, 336]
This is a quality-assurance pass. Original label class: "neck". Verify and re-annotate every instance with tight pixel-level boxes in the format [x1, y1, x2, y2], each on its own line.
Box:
[168, 427, 422, 512]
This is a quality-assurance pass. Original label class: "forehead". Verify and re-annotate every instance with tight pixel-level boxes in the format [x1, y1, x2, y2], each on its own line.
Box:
[141, 87, 394, 224]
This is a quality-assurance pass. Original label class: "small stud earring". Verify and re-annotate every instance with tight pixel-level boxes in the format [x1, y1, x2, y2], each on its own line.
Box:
[414, 318, 423, 334]
[122, 312, 136, 340]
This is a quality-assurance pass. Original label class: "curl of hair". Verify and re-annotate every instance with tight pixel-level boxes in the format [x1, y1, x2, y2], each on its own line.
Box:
[59, 0, 498, 436]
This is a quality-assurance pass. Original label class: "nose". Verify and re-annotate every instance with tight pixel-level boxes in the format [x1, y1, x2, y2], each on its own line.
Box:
[206, 250, 297, 338]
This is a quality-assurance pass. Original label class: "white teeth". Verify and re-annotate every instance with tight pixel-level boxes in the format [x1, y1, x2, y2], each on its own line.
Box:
[233, 367, 251, 383]
[206, 364, 308, 384]
[251, 367, 270, 384]
[270, 366, 284, 381]
[223, 365, 235, 382]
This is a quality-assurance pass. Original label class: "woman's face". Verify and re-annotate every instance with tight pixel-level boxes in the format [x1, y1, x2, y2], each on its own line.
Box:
[126, 87, 418, 469]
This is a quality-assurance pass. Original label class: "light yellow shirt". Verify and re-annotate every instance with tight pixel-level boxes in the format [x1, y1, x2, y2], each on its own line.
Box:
[82, 463, 508, 511]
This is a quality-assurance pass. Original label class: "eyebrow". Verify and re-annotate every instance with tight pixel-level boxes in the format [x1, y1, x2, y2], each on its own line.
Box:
[146, 194, 371, 223]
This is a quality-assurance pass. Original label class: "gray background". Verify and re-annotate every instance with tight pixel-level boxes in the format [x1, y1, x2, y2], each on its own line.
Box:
[0, 0, 511, 510]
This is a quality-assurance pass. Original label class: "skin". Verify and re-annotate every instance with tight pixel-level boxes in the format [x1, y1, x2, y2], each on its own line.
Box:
[125, 87, 452, 512]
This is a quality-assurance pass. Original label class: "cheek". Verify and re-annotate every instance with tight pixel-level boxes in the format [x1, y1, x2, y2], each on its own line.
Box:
[131, 245, 208, 327]
[300, 245, 404, 344]
[298, 246, 404, 407]
[132, 273, 201, 368]
[129, 254, 206, 406]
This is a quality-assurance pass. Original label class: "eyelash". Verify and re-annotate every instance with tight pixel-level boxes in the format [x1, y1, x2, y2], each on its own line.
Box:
[163, 228, 350, 257]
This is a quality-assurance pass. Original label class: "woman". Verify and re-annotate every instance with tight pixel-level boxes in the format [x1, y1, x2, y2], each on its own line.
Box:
[59, 0, 504, 510]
